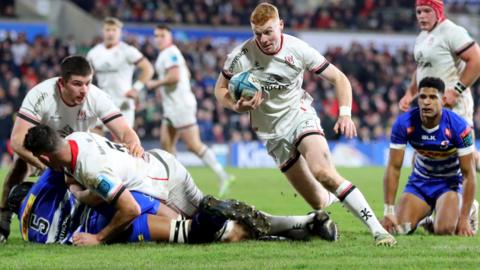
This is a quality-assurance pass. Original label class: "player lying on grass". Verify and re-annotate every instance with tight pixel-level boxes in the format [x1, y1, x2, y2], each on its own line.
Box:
[17, 125, 338, 245]
[8, 170, 280, 244]
[382, 77, 477, 236]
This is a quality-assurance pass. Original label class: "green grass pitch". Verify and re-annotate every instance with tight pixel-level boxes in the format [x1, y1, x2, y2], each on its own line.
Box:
[1, 167, 479, 269]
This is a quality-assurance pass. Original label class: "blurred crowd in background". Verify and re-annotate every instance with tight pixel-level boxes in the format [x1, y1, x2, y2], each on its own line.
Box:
[70, 0, 480, 31]
[71, 0, 417, 32]
[1, 0, 480, 166]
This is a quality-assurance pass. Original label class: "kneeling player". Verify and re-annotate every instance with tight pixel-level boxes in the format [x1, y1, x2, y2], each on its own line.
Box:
[382, 77, 477, 236]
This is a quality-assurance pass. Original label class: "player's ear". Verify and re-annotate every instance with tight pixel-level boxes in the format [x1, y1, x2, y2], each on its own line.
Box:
[58, 77, 65, 89]
[37, 154, 51, 165]
[441, 95, 447, 106]
[279, 19, 284, 31]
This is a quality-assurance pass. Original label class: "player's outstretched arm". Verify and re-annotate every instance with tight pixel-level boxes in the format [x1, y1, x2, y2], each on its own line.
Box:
[319, 64, 357, 138]
[457, 153, 476, 236]
[381, 148, 404, 234]
[105, 117, 144, 157]
[10, 118, 47, 170]
[73, 189, 141, 246]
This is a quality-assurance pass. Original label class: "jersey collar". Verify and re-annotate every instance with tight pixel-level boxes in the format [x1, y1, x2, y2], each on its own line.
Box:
[67, 140, 79, 172]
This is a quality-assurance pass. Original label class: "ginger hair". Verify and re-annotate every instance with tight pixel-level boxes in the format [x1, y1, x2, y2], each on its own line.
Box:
[250, 3, 279, 25]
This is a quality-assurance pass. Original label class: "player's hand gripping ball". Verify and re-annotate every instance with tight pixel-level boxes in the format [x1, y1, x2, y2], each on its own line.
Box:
[228, 71, 261, 102]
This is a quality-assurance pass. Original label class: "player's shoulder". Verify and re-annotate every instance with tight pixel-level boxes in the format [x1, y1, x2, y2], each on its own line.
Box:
[436, 19, 468, 37]
[283, 34, 309, 47]
[27, 77, 58, 97]
[395, 108, 419, 127]
[443, 109, 468, 127]
[65, 131, 96, 143]
[229, 38, 255, 55]
[85, 83, 110, 103]
[440, 19, 465, 31]
[87, 43, 104, 55]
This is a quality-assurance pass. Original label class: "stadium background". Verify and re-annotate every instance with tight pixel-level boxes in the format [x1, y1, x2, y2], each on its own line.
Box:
[1, 1, 480, 269]
[1, 0, 480, 169]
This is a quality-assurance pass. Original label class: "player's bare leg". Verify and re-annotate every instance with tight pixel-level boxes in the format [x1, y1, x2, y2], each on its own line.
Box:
[395, 193, 432, 234]
[434, 191, 461, 235]
[284, 156, 338, 209]
[298, 135, 396, 246]
[0, 156, 30, 242]
[160, 122, 180, 155]
[180, 125, 234, 197]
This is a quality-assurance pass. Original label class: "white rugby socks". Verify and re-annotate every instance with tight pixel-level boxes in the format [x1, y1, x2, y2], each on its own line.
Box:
[336, 181, 388, 236]
[199, 146, 230, 183]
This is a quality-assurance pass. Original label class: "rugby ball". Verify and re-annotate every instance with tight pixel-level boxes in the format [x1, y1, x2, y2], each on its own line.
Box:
[228, 71, 260, 102]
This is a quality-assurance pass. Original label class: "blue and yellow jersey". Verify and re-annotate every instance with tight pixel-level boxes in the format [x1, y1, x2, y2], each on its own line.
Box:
[18, 170, 84, 244]
[18, 169, 161, 244]
[390, 108, 474, 182]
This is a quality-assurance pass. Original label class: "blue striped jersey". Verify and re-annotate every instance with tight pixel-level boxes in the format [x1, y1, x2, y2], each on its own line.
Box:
[390, 108, 474, 181]
[18, 170, 85, 244]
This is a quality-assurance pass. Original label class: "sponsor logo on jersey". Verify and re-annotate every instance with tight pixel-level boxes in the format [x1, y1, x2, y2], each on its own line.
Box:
[284, 55, 295, 67]
[421, 135, 436, 141]
[96, 175, 114, 198]
[261, 84, 287, 91]
[440, 140, 449, 149]
[33, 92, 48, 114]
[416, 52, 432, 68]
[50, 114, 62, 121]
[460, 127, 473, 146]
[77, 110, 86, 120]
[228, 48, 248, 73]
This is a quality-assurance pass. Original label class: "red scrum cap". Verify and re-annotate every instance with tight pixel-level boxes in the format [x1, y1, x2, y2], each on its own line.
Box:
[416, 0, 446, 22]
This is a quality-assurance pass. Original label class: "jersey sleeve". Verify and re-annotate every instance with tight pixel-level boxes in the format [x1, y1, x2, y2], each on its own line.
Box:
[221, 47, 246, 80]
[86, 48, 94, 63]
[301, 42, 329, 75]
[87, 172, 126, 203]
[390, 116, 408, 149]
[126, 45, 144, 65]
[450, 115, 474, 156]
[162, 49, 181, 70]
[446, 24, 475, 55]
[17, 88, 45, 125]
[91, 85, 123, 124]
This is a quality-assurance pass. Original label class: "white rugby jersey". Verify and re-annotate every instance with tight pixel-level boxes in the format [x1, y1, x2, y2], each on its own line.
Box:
[87, 42, 144, 107]
[154, 45, 196, 109]
[414, 19, 475, 88]
[65, 132, 169, 202]
[222, 34, 329, 139]
[18, 77, 122, 137]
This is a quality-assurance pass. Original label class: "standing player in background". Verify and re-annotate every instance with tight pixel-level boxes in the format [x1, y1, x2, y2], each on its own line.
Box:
[87, 17, 154, 128]
[214, 3, 396, 246]
[397, 0, 480, 230]
[382, 77, 476, 236]
[146, 25, 234, 197]
[399, 0, 480, 165]
[0, 56, 143, 243]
